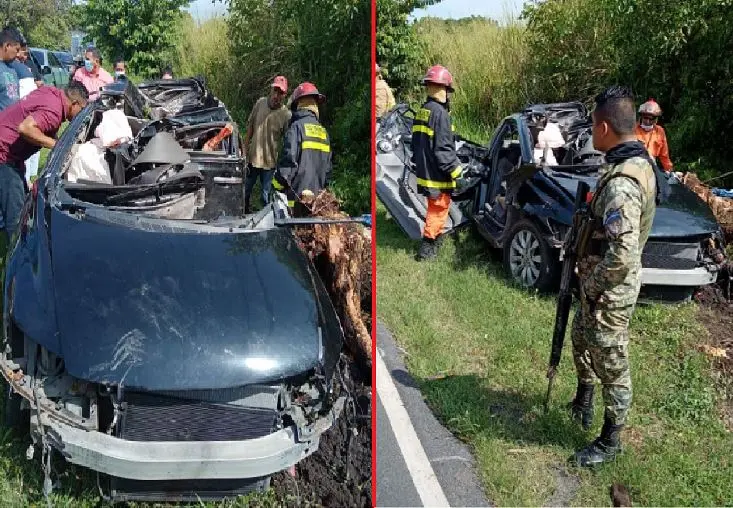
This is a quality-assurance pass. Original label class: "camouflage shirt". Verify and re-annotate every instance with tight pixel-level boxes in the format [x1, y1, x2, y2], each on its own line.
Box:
[579, 156, 656, 307]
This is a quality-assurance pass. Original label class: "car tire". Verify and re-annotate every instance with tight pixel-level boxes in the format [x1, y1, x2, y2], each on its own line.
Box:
[503, 218, 558, 293]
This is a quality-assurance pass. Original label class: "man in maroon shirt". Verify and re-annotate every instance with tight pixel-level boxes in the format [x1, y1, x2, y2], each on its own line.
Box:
[0, 81, 88, 248]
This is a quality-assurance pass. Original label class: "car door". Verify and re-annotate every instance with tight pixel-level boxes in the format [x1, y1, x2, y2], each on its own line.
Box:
[31, 50, 55, 86]
[47, 52, 68, 87]
[375, 104, 474, 240]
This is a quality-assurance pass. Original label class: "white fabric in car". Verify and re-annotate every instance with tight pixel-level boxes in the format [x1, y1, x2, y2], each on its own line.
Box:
[95, 109, 133, 147]
[67, 140, 112, 184]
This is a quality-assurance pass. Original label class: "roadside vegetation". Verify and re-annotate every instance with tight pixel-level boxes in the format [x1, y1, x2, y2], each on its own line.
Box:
[377, 208, 733, 506]
[377, 0, 733, 505]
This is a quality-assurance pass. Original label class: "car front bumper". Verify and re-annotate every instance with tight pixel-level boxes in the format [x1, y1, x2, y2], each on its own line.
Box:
[42, 415, 338, 480]
[640, 266, 717, 287]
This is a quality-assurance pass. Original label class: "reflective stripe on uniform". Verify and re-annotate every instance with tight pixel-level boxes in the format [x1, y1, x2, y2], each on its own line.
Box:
[417, 177, 456, 189]
[416, 108, 431, 122]
[450, 166, 462, 179]
[287, 200, 295, 207]
[302, 141, 331, 152]
[272, 179, 285, 190]
[304, 123, 328, 140]
[412, 125, 434, 137]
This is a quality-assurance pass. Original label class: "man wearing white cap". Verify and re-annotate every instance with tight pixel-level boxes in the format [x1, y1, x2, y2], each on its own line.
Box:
[243, 75, 292, 213]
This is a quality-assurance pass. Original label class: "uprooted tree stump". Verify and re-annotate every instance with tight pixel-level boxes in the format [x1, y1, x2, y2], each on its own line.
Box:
[293, 191, 372, 367]
[682, 173, 733, 242]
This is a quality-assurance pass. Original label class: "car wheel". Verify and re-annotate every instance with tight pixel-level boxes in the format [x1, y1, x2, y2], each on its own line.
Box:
[503, 219, 558, 292]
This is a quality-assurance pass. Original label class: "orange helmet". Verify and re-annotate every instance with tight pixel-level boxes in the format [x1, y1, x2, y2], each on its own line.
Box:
[421, 65, 454, 92]
[638, 98, 662, 117]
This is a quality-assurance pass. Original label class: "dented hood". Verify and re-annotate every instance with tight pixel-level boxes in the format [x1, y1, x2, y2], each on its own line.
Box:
[49, 210, 343, 390]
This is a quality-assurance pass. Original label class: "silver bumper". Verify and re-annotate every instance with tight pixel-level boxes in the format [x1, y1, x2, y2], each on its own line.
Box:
[45, 419, 326, 480]
[641, 266, 717, 286]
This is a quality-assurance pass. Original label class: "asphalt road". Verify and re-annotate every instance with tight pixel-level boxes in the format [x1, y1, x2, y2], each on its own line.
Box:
[376, 321, 491, 507]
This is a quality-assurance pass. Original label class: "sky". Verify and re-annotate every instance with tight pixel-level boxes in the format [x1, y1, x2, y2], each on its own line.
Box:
[187, 0, 526, 22]
[186, 0, 227, 21]
[411, 0, 525, 21]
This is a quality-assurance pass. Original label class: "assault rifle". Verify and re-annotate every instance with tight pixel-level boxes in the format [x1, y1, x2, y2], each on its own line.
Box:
[544, 180, 591, 412]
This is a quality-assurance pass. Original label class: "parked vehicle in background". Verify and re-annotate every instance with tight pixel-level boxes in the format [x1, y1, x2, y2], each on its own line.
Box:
[29, 47, 69, 88]
[377, 103, 727, 302]
[52, 50, 75, 74]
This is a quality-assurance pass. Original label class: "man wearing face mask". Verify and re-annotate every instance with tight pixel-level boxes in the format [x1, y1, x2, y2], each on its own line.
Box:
[243, 75, 291, 213]
[411, 64, 464, 261]
[634, 98, 672, 172]
[0, 82, 88, 258]
[113, 58, 127, 82]
[0, 27, 23, 112]
[72, 47, 113, 101]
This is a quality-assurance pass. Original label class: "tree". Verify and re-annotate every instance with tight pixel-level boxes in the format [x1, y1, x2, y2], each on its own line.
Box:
[376, 0, 439, 98]
[78, 0, 190, 77]
[522, 0, 733, 177]
[0, 0, 74, 49]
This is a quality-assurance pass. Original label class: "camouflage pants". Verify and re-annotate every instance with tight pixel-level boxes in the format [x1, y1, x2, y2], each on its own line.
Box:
[570, 300, 634, 425]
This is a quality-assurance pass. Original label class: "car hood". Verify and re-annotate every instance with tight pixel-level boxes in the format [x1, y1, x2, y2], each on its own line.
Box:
[50, 210, 343, 391]
[549, 171, 720, 238]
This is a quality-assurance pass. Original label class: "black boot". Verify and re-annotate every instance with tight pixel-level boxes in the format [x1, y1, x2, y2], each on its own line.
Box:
[570, 416, 623, 467]
[567, 381, 594, 430]
[416, 238, 437, 261]
[434, 233, 445, 249]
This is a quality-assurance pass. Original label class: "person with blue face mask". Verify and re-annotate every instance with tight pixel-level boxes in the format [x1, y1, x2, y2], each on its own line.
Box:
[71, 46, 113, 101]
[113, 58, 127, 82]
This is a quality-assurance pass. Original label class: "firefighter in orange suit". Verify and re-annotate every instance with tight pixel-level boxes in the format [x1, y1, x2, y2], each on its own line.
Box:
[635, 98, 673, 172]
[411, 65, 464, 261]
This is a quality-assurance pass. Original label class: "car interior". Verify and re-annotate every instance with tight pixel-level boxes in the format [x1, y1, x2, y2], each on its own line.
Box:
[58, 87, 251, 223]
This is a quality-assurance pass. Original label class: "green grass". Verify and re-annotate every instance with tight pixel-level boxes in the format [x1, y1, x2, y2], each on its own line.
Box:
[376, 203, 733, 506]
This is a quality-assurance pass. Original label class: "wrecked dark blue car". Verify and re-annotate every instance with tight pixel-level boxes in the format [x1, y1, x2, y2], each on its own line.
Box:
[377, 103, 726, 300]
[2, 78, 347, 502]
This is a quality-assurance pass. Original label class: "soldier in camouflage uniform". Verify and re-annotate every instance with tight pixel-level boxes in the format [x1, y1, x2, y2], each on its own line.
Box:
[568, 86, 657, 467]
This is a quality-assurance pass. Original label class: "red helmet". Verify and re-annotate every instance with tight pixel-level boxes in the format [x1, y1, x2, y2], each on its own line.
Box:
[421, 65, 454, 92]
[290, 82, 326, 110]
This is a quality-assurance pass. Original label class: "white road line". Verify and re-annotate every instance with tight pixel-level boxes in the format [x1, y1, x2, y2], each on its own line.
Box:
[376, 350, 450, 508]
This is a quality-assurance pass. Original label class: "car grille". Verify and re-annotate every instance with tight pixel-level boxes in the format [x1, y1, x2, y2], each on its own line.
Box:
[641, 241, 700, 270]
[109, 477, 269, 502]
[118, 391, 278, 442]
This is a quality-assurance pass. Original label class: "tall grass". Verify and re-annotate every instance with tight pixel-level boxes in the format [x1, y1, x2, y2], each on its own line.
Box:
[176, 17, 250, 124]
[414, 14, 529, 143]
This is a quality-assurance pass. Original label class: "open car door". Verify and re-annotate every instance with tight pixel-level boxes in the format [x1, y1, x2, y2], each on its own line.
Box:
[375, 104, 480, 240]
